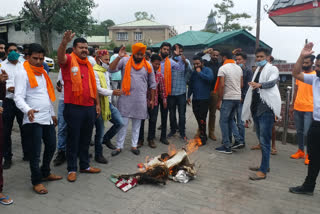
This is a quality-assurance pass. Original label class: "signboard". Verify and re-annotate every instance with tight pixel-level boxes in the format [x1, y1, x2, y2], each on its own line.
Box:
[0, 25, 7, 33]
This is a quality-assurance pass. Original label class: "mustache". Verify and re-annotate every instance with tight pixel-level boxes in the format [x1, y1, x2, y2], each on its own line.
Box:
[81, 51, 88, 55]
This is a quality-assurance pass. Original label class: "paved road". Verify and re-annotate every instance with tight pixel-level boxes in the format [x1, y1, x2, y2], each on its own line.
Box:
[1, 72, 319, 214]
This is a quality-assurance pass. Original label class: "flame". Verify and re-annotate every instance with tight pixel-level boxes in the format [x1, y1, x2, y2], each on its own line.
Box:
[185, 138, 202, 155]
[168, 144, 177, 157]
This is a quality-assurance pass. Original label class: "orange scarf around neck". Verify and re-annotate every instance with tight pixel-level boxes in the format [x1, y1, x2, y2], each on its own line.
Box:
[122, 56, 152, 96]
[70, 53, 97, 104]
[23, 61, 56, 102]
[213, 59, 236, 93]
[159, 57, 172, 96]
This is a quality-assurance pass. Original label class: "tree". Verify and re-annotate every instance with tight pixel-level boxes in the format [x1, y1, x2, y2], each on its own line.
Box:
[134, 11, 155, 21]
[20, 0, 96, 55]
[90, 19, 115, 36]
[205, 0, 252, 33]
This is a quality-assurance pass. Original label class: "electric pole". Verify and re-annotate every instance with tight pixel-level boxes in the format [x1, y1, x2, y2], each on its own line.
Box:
[256, 0, 261, 50]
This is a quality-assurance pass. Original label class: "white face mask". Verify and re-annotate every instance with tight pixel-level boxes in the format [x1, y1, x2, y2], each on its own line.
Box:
[100, 59, 109, 70]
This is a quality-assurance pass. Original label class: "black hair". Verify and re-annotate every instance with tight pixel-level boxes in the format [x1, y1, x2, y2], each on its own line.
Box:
[92, 45, 99, 49]
[113, 47, 120, 54]
[316, 54, 320, 60]
[66, 47, 73, 54]
[255, 47, 270, 56]
[173, 43, 184, 51]
[88, 47, 95, 56]
[193, 55, 203, 62]
[151, 54, 162, 62]
[0, 39, 6, 47]
[73, 38, 88, 47]
[160, 42, 171, 49]
[305, 55, 315, 63]
[147, 47, 152, 51]
[23, 44, 30, 50]
[17, 46, 23, 53]
[145, 51, 151, 58]
[6, 42, 17, 52]
[28, 43, 45, 56]
[235, 52, 247, 60]
[220, 50, 233, 59]
[269, 55, 274, 63]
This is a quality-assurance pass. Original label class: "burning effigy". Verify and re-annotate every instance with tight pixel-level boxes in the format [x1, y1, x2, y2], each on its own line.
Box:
[110, 138, 202, 192]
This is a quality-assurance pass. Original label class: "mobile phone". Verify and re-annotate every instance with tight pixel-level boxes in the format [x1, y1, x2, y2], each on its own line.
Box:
[57, 80, 62, 88]
[0, 100, 2, 107]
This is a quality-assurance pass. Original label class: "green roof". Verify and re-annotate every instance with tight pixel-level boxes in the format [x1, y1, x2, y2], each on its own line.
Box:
[111, 19, 165, 28]
[151, 29, 271, 50]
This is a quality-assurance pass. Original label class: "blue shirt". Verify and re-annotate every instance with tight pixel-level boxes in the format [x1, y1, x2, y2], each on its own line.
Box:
[110, 54, 122, 81]
[304, 74, 320, 121]
[188, 66, 214, 100]
[161, 57, 189, 96]
[241, 65, 253, 101]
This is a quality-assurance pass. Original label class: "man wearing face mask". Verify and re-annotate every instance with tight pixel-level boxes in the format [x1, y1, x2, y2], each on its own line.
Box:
[242, 48, 281, 180]
[288, 55, 315, 164]
[197, 48, 221, 141]
[109, 43, 156, 156]
[1, 43, 29, 169]
[93, 49, 124, 163]
[0, 40, 6, 62]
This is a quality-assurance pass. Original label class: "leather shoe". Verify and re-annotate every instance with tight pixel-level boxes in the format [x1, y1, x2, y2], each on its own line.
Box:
[103, 139, 116, 150]
[148, 140, 157, 148]
[137, 139, 144, 148]
[95, 155, 108, 164]
[131, 148, 140, 155]
[80, 167, 101, 173]
[160, 139, 170, 145]
[111, 149, 121, 156]
[67, 172, 77, 182]
[3, 159, 12, 170]
[43, 174, 63, 181]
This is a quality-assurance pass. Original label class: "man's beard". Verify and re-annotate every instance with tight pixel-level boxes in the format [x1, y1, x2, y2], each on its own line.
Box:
[133, 56, 143, 63]
[0, 51, 5, 59]
[302, 66, 312, 71]
[160, 52, 168, 59]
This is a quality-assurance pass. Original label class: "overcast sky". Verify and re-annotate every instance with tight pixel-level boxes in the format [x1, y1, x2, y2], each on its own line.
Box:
[1, 0, 320, 62]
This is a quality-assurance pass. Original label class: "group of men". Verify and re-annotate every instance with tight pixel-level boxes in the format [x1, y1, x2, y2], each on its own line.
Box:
[0, 31, 319, 205]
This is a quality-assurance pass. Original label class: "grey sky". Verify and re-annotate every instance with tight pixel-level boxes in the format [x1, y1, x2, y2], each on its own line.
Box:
[1, 0, 320, 62]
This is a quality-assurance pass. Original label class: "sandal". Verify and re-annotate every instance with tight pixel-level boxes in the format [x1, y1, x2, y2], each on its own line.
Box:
[42, 174, 63, 181]
[0, 195, 13, 205]
[271, 148, 277, 155]
[33, 184, 48, 194]
[249, 172, 266, 180]
[251, 144, 261, 150]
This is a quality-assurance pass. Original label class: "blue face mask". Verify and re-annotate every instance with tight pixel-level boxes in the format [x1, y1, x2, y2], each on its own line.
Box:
[8, 51, 20, 61]
[256, 60, 267, 67]
[238, 64, 243, 68]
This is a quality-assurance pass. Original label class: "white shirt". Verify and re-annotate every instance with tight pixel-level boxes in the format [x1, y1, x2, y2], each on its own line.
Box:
[0, 59, 24, 99]
[304, 74, 320, 121]
[57, 69, 64, 100]
[94, 70, 113, 100]
[14, 67, 55, 125]
[218, 63, 243, 100]
[88, 56, 96, 67]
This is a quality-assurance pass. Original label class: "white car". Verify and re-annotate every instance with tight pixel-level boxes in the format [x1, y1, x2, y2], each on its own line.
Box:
[44, 56, 55, 70]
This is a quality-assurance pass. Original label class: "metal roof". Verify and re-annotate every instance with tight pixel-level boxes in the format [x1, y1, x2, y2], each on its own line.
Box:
[109, 19, 168, 28]
[269, 0, 314, 11]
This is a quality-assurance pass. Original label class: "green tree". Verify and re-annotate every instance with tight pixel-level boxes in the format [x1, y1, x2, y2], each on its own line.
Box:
[206, 0, 252, 33]
[90, 19, 115, 36]
[134, 11, 155, 21]
[20, 0, 96, 55]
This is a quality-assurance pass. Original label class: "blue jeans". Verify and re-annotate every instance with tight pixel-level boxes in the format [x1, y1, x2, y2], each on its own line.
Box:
[231, 103, 245, 143]
[294, 110, 313, 151]
[253, 111, 275, 174]
[168, 94, 187, 136]
[102, 103, 124, 142]
[57, 99, 67, 151]
[219, 100, 241, 148]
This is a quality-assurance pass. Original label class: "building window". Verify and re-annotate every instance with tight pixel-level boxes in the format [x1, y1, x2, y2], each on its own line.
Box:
[117, 32, 128, 41]
[134, 32, 142, 41]
[14, 23, 22, 31]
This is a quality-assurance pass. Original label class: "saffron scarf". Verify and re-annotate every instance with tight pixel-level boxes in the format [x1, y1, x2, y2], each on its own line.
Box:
[93, 64, 111, 121]
[122, 43, 152, 96]
[213, 59, 236, 93]
[70, 52, 97, 104]
[23, 61, 56, 102]
[159, 57, 172, 96]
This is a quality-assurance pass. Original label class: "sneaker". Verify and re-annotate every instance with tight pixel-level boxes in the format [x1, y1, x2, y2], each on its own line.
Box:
[160, 138, 170, 145]
[290, 149, 305, 159]
[131, 148, 140, 155]
[231, 141, 245, 149]
[289, 185, 314, 195]
[167, 131, 176, 138]
[305, 154, 310, 165]
[53, 150, 66, 166]
[95, 155, 108, 164]
[3, 159, 12, 170]
[102, 139, 116, 150]
[215, 145, 232, 154]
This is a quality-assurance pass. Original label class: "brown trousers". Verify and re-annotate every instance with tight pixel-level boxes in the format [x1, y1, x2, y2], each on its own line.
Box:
[208, 92, 218, 137]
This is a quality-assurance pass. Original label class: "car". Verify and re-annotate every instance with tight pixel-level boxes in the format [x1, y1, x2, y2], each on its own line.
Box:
[44, 56, 55, 70]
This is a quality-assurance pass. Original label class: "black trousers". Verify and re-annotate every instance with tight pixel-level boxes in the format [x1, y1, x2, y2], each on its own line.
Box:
[23, 123, 56, 185]
[64, 104, 96, 172]
[192, 99, 209, 141]
[159, 98, 168, 141]
[3, 98, 28, 160]
[303, 120, 320, 190]
[168, 94, 187, 136]
[139, 105, 160, 141]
